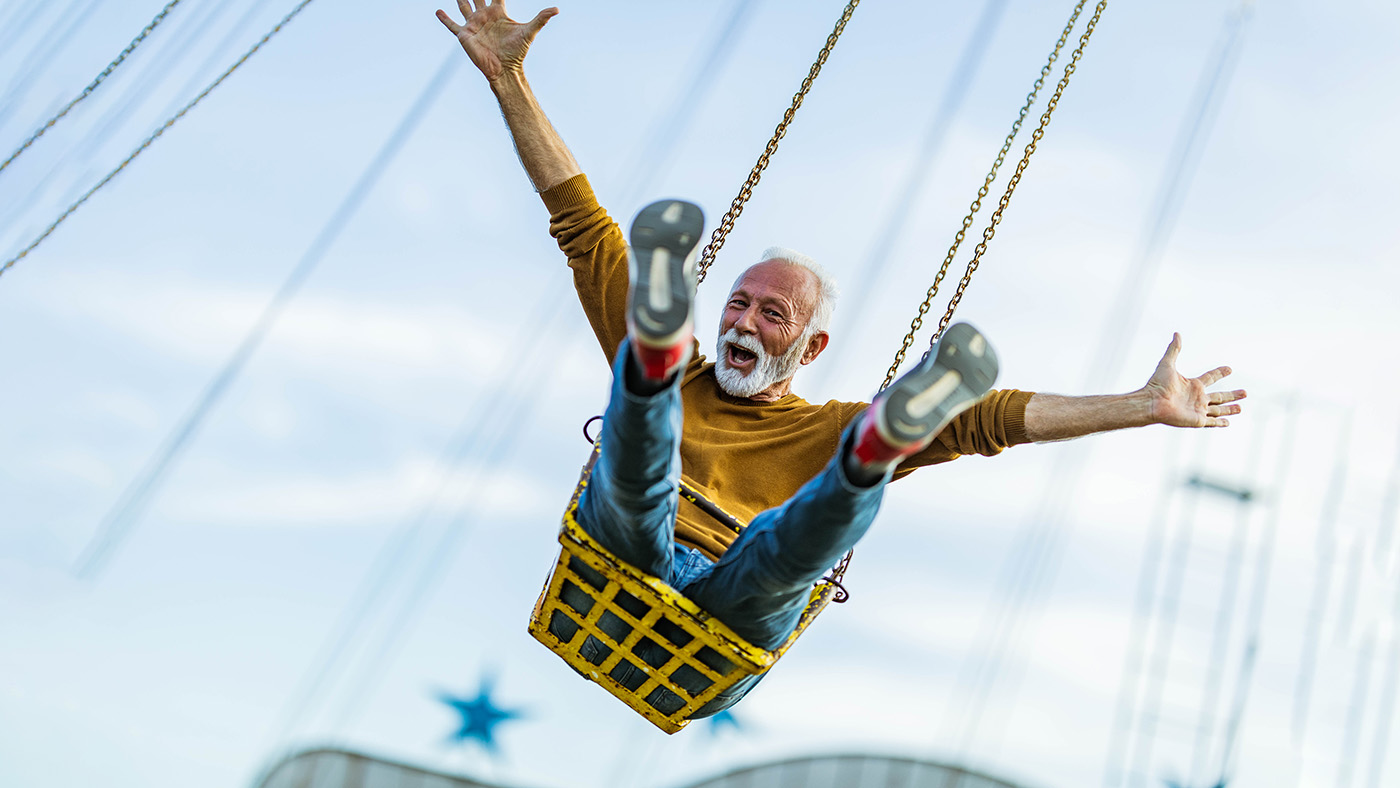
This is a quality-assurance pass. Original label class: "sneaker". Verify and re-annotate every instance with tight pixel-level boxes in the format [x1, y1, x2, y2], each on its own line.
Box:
[627, 199, 705, 380]
[852, 322, 1000, 467]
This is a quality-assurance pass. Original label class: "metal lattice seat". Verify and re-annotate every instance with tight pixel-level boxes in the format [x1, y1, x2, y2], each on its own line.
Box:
[528, 446, 837, 733]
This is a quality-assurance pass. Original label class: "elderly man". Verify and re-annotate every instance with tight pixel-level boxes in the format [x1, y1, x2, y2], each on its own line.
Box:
[438, 1, 1246, 715]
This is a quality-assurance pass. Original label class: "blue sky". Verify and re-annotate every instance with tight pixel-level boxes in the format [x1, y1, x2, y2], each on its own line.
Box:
[3, 1, 1400, 787]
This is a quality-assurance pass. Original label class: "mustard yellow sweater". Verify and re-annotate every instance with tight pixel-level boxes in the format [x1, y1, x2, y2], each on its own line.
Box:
[543, 175, 1033, 560]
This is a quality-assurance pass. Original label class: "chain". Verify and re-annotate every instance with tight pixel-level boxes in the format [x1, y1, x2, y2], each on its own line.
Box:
[928, 1, 1107, 350]
[694, 0, 861, 284]
[0, 0, 318, 280]
[830, 550, 853, 585]
[690, 0, 863, 583]
[0, 0, 187, 177]
[879, 0, 1103, 391]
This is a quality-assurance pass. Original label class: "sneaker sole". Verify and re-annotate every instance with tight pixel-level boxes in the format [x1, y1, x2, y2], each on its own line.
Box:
[628, 200, 704, 348]
[878, 322, 999, 446]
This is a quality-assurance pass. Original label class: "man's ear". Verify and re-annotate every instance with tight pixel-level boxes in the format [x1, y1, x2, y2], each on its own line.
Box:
[800, 331, 830, 365]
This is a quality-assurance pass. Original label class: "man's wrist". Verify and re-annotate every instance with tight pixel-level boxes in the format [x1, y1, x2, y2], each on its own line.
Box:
[488, 68, 527, 95]
[1131, 387, 1160, 428]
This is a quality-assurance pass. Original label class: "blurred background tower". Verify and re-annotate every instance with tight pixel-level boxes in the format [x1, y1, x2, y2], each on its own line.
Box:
[1102, 403, 1281, 788]
[1102, 400, 1400, 788]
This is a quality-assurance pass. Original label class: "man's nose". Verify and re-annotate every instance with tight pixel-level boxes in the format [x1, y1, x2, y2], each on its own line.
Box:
[734, 306, 759, 334]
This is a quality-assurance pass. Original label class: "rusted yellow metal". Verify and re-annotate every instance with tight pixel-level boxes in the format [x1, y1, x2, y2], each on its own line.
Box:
[528, 447, 835, 733]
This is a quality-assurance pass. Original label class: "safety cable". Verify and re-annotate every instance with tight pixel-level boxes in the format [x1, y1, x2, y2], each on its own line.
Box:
[694, 0, 862, 284]
[934, 3, 1253, 763]
[1184, 408, 1272, 783]
[0, 0, 186, 177]
[0, 0, 101, 124]
[882, 0, 1102, 391]
[0, 0, 318, 281]
[71, 34, 447, 583]
[818, 0, 1011, 386]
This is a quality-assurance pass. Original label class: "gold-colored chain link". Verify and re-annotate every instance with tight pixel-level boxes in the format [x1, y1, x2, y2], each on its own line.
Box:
[880, 0, 1108, 391]
[930, 1, 1107, 346]
[0, 0, 318, 280]
[695, 0, 861, 284]
[689, 0, 862, 583]
[0, 0, 186, 177]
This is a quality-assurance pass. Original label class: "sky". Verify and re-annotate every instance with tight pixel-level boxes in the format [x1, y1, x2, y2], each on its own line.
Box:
[2, 1, 1400, 787]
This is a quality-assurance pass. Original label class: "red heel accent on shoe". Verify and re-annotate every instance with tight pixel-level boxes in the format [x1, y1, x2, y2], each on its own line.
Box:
[634, 341, 691, 382]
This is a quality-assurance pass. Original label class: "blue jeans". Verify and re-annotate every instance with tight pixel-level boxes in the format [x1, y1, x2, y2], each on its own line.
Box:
[575, 339, 890, 716]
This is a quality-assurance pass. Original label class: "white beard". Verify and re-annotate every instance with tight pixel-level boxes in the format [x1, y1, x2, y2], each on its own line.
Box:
[713, 328, 809, 398]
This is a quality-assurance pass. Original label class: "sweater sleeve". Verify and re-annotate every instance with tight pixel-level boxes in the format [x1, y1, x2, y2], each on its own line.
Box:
[541, 174, 630, 365]
[892, 387, 1034, 476]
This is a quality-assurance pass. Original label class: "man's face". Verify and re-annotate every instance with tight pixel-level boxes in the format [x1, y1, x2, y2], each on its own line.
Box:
[713, 259, 823, 398]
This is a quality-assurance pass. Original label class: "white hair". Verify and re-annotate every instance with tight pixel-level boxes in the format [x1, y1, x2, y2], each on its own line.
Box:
[744, 246, 840, 334]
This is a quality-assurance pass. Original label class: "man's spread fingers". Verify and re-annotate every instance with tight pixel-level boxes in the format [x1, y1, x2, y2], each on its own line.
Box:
[1210, 388, 1246, 405]
[437, 9, 463, 34]
[529, 7, 558, 33]
[1197, 365, 1231, 387]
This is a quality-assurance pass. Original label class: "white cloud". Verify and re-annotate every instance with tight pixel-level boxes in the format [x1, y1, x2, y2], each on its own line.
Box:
[31, 275, 507, 378]
[160, 456, 555, 528]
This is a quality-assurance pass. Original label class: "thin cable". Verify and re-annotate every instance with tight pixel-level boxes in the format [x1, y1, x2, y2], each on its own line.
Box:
[0, 0, 186, 176]
[267, 283, 570, 744]
[70, 49, 456, 580]
[1186, 409, 1273, 785]
[1291, 411, 1355, 752]
[323, 316, 568, 734]
[1363, 563, 1400, 788]
[68, 0, 235, 171]
[0, 0, 319, 280]
[155, 0, 277, 122]
[615, 0, 762, 212]
[817, 0, 1010, 386]
[0, 0, 251, 229]
[1335, 531, 1370, 650]
[1377, 421, 1400, 571]
[1336, 632, 1377, 788]
[0, 1, 47, 61]
[1364, 422, 1400, 788]
[1213, 395, 1299, 783]
[1084, 3, 1252, 395]
[919, 0, 1116, 749]
[1122, 441, 1208, 788]
[931, 2, 1253, 761]
[1100, 431, 1189, 788]
[0, 0, 100, 122]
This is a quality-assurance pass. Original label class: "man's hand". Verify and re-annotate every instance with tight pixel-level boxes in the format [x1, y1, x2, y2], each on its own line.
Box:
[1023, 332, 1247, 443]
[437, 1, 558, 83]
[1144, 332, 1246, 428]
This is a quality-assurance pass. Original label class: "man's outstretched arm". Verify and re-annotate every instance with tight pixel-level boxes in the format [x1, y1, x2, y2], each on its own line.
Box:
[438, 1, 581, 192]
[1023, 333, 1246, 442]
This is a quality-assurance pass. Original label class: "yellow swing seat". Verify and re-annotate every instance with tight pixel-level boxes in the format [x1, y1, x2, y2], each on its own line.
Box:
[528, 445, 839, 733]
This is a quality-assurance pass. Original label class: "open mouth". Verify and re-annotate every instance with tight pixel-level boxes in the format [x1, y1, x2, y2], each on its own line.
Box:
[726, 343, 758, 368]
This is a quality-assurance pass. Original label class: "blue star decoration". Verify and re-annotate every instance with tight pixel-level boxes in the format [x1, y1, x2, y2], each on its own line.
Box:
[437, 676, 526, 755]
[706, 708, 742, 736]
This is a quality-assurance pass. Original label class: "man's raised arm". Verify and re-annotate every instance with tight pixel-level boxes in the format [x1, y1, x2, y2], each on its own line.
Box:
[438, 1, 581, 192]
[1023, 333, 1247, 442]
